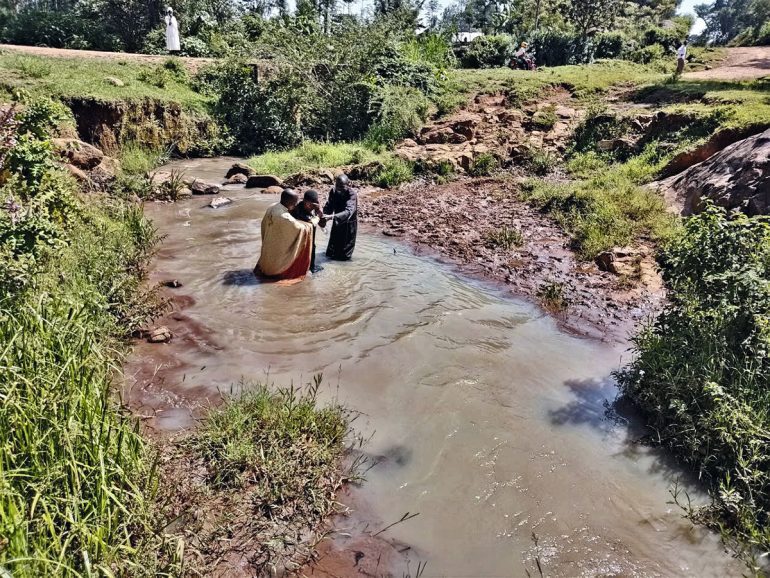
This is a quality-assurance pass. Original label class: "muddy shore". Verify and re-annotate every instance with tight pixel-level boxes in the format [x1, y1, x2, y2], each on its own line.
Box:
[359, 176, 665, 344]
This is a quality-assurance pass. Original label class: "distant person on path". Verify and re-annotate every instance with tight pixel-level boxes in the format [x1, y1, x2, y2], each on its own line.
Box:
[166, 7, 181, 54]
[323, 174, 358, 261]
[676, 41, 688, 75]
[291, 189, 326, 273]
[255, 189, 314, 281]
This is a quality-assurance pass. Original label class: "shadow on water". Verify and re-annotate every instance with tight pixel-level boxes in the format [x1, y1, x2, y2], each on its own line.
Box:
[223, 269, 259, 286]
[549, 377, 709, 492]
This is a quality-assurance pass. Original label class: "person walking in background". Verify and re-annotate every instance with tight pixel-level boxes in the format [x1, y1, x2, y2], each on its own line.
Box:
[676, 40, 688, 75]
[323, 174, 358, 261]
[166, 7, 181, 54]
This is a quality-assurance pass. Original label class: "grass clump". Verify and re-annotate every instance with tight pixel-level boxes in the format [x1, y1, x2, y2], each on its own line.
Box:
[162, 379, 354, 574]
[537, 281, 568, 312]
[469, 152, 499, 177]
[372, 157, 415, 188]
[119, 141, 169, 175]
[486, 225, 523, 249]
[532, 104, 558, 131]
[616, 205, 770, 570]
[522, 145, 677, 259]
[248, 141, 386, 178]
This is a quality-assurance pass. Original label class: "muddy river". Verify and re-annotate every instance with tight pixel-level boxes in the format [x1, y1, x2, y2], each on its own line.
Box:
[126, 158, 743, 577]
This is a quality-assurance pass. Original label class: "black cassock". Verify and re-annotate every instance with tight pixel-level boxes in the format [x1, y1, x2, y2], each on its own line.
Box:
[323, 185, 357, 260]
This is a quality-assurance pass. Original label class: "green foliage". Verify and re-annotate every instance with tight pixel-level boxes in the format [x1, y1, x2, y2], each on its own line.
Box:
[532, 104, 558, 130]
[247, 141, 386, 178]
[16, 98, 72, 139]
[119, 141, 169, 176]
[521, 145, 676, 258]
[617, 205, 770, 566]
[537, 280, 568, 312]
[365, 85, 431, 149]
[460, 34, 515, 68]
[372, 157, 414, 188]
[594, 31, 626, 59]
[469, 152, 499, 176]
[521, 145, 558, 176]
[630, 43, 666, 64]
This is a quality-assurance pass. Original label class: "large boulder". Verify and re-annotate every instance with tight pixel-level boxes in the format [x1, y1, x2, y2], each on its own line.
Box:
[191, 180, 221, 195]
[245, 174, 283, 189]
[224, 173, 248, 185]
[89, 156, 121, 187]
[52, 138, 104, 170]
[656, 128, 770, 216]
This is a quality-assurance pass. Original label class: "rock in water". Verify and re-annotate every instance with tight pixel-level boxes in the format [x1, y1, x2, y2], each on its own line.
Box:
[191, 180, 221, 195]
[656, 127, 770, 215]
[225, 163, 255, 179]
[245, 175, 283, 189]
[262, 185, 284, 195]
[147, 326, 172, 343]
[209, 197, 233, 209]
[224, 173, 248, 185]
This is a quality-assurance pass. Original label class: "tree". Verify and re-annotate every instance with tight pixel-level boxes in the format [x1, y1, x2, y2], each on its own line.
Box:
[565, 0, 620, 44]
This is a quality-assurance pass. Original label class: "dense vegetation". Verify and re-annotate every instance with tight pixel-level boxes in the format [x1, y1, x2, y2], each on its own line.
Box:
[617, 206, 770, 569]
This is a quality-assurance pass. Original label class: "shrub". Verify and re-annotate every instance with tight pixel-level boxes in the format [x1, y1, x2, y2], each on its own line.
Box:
[460, 35, 515, 68]
[530, 28, 590, 66]
[521, 146, 557, 176]
[372, 158, 414, 188]
[138, 64, 171, 88]
[469, 152, 499, 176]
[616, 205, 770, 563]
[756, 21, 770, 45]
[630, 43, 666, 64]
[594, 31, 626, 59]
[643, 26, 683, 52]
[532, 105, 558, 130]
[365, 85, 431, 150]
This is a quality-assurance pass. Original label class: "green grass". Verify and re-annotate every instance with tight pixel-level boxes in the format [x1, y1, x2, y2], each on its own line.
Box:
[450, 60, 664, 104]
[0, 52, 210, 111]
[119, 141, 170, 175]
[0, 199, 162, 577]
[164, 379, 353, 573]
[522, 146, 678, 259]
[247, 141, 389, 178]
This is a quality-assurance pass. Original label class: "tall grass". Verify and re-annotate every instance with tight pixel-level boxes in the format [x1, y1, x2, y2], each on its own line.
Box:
[119, 141, 169, 176]
[0, 202, 160, 577]
[247, 141, 386, 178]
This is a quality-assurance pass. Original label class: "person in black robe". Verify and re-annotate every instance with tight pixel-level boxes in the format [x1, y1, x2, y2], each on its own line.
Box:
[290, 189, 326, 273]
[323, 174, 357, 261]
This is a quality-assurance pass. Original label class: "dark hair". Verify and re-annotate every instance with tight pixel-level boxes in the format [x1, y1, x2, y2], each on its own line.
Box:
[303, 189, 319, 203]
[280, 188, 298, 206]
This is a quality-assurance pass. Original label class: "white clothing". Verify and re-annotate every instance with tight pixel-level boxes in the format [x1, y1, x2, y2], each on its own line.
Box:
[165, 15, 180, 52]
[677, 45, 687, 59]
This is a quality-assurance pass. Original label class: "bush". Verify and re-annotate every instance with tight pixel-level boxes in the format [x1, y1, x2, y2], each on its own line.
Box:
[756, 21, 770, 45]
[460, 35, 515, 68]
[630, 43, 666, 65]
[372, 158, 414, 188]
[616, 205, 770, 563]
[365, 85, 431, 149]
[530, 28, 590, 67]
[469, 152, 499, 176]
[594, 32, 626, 59]
[643, 26, 683, 52]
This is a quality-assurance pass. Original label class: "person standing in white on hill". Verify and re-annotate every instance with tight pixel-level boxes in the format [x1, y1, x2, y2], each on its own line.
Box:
[165, 7, 181, 53]
[676, 40, 688, 75]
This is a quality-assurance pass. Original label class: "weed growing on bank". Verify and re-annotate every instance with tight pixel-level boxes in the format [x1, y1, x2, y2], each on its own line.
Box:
[521, 145, 677, 259]
[119, 140, 170, 175]
[247, 141, 388, 178]
[616, 205, 770, 571]
[159, 379, 355, 574]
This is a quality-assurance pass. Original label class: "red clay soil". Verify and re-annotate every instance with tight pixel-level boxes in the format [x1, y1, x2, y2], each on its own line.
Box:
[359, 177, 665, 344]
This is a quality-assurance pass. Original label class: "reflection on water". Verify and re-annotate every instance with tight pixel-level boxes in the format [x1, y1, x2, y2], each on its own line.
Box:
[127, 158, 741, 577]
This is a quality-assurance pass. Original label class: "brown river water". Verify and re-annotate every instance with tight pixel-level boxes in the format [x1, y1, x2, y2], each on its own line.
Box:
[126, 158, 744, 577]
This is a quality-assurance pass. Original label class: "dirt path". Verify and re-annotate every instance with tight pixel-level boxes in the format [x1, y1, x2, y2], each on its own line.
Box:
[0, 43, 216, 72]
[684, 46, 770, 81]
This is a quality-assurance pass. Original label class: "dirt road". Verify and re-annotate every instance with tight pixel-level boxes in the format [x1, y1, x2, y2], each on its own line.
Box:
[685, 46, 770, 81]
[0, 43, 215, 72]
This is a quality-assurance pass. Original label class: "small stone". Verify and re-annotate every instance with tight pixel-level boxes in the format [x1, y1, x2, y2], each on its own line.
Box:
[147, 326, 172, 343]
[263, 185, 284, 195]
[208, 196, 233, 209]
[163, 279, 183, 288]
[105, 76, 125, 87]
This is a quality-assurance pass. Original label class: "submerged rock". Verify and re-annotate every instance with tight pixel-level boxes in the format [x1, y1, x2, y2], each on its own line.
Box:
[208, 196, 233, 209]
[245, 174, 283, 188]
[191, 180, 221, 195]
[263, 185, 284, 195]
[224, 173, 248, 185]
[657, 127, 770, 215]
